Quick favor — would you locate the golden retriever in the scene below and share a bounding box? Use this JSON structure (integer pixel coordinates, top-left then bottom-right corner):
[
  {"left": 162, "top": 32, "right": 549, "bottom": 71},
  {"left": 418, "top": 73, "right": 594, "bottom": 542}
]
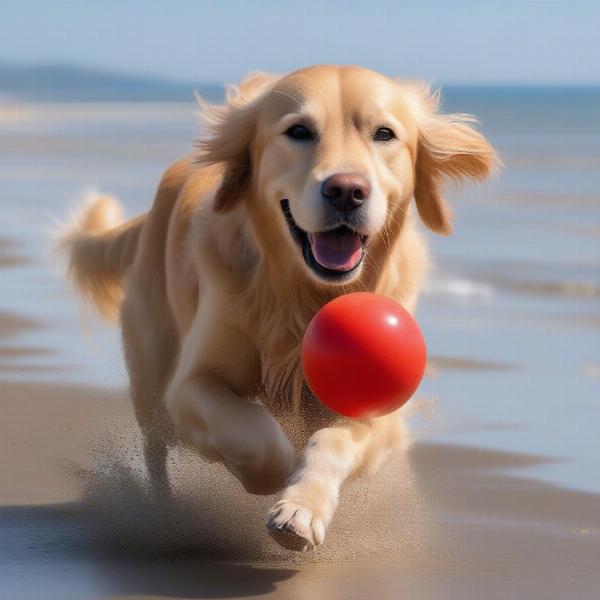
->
[{"left": 58, "top": 65, "right": 497, "bottom": 551}]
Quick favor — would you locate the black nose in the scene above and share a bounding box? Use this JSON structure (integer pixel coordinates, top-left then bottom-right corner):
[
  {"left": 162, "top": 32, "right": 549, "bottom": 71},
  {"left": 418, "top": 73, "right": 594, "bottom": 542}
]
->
[{"left": 321, "top": 173, "right": 371, "bottom": 213}]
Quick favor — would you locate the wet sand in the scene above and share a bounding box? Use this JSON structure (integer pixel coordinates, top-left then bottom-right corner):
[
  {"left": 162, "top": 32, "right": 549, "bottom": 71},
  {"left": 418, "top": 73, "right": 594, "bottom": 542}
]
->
[
  {"left": 1, "top": 378, "right": 600, "bottom": 600},
  {"left": 0, "top": 310, "right": 42, "bottom": 337},
  {"left": 0, "top": 238, "right": 30, "bottom": 269},
  {"left": 427, "top": 355, "right": 521, "bottom": 374}
]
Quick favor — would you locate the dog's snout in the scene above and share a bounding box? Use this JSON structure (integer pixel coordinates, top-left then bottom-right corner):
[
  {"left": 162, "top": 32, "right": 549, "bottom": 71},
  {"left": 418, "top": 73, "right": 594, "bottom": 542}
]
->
[{"left": 321, "top": 173, "right": 370, "bottom": 213}]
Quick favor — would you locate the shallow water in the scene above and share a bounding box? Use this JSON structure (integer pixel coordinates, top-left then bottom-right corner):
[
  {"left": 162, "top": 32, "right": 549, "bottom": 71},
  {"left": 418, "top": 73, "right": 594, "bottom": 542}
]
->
[{"left": 1, "top": 93, "right": 599, "bottom": 598}]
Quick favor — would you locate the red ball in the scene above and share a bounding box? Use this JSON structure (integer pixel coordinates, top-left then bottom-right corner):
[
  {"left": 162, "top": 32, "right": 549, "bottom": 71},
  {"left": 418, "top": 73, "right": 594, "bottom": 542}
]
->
[{"left": 301, "top": 292, "right": 426, "bottom": 419}]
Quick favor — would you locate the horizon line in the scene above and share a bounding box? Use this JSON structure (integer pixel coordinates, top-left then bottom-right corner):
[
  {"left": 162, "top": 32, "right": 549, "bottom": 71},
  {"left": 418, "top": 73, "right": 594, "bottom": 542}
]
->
[{"left": 2, "top": 60, "right": 600, "bottom": 89}]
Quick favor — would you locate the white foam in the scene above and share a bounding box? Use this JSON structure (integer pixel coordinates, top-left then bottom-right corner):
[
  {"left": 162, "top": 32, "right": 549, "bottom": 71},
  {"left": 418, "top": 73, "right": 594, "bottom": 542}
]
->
[{"left": 424, "top": 277, "right": 494, "bottom": 302}]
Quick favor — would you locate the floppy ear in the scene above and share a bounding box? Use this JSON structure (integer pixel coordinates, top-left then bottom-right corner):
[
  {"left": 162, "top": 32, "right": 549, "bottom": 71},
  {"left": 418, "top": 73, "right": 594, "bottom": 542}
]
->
[
  {"left": 195, "top": 72, "right": 280, "bottom": 213},
  {"left": 409, "top": 85, "right": 499, "bottom": 234}
]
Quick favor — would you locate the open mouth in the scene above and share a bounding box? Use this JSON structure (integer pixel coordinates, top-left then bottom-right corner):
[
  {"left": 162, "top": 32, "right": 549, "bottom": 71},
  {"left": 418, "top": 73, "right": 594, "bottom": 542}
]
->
[{"left": 280, "top": 200, "right": 367, "bottom": 281}]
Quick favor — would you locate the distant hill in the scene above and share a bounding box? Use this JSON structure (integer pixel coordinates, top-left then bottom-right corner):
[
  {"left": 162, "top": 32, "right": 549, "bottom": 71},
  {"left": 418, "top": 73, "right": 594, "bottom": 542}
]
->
[
  {"left": 0, "top": 62, "right": 224, "bottom": 102},
  {"left": 2, "top": 62, "right": 598, "bottom": 107}
]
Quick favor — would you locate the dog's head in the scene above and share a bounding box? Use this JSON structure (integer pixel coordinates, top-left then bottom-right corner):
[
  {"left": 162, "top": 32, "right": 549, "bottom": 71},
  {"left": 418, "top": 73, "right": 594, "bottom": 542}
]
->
[{"left": 198, "top": 65, "right": 497, "bottom": 285}]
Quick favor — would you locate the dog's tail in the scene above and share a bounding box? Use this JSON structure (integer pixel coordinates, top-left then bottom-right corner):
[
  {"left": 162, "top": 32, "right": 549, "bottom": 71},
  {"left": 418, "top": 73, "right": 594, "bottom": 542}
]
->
[{"left": 55, "top": 191, "right": 145, "bottom": 321}]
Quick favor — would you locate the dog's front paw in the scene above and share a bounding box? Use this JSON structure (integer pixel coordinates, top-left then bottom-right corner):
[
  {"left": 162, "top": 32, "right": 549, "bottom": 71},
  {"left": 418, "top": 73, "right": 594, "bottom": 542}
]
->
[{"left": 267, "top": 499, "right": 326, "bottom": 551}]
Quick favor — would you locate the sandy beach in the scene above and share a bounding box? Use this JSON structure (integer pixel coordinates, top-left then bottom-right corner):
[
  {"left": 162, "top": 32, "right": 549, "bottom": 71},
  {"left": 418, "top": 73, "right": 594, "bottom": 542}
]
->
[
  {"left": 2, "top": 376, "right": 600, "bottom": 599},
  {"left": 1, "top": 99, "right": 599, "bottom": 599}
]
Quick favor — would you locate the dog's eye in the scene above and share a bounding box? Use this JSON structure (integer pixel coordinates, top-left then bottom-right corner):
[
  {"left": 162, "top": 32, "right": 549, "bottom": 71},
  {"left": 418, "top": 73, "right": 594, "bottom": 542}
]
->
[
  {"left": 285, "top": 124, "right": 315, "bottom": 141},
  {"left": 373, "top": 127, "right": 395, "bottom": 142}
]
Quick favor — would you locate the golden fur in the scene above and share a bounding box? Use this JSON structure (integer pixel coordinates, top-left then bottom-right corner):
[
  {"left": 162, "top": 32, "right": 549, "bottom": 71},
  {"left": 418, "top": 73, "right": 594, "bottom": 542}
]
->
[{"left": 58, "top": 65, "right": 497, "bottom": 550}]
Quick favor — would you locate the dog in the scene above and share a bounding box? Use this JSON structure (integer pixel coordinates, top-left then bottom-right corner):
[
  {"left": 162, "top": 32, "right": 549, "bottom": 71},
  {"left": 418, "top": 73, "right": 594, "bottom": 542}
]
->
[{"left": 58, "top": 65, "right": 497, "bottom": 551}]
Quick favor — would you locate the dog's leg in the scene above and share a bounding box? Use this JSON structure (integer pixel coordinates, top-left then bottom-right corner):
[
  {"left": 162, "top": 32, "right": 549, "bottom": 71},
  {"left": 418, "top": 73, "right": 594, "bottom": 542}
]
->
[
  {"left": 267, "top": 413, "right": 405, "bottom": 550},
  {"left": 121, "top": 289, "right": 178, "bottom": 496},
  {"left": 168, "top": 374, "right": 295, "bottom": 494},
  {"left": 141, "top": 431, "right": 170, "bottom": 495},
  {"left": 165, "top": 303, "right": 296, "bottom": 495}
]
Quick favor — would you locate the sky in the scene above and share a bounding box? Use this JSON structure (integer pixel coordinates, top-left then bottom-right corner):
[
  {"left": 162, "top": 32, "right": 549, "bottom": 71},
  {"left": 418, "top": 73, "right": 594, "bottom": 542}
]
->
[{"left": 1, "top": 0, "right": 600, "bottom": 85}]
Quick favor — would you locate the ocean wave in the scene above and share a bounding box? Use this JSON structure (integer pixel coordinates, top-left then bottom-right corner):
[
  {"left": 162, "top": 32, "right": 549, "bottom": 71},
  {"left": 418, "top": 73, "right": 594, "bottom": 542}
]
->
[{"left": 424, "top": 277, "right": 495, "bottom": 301}]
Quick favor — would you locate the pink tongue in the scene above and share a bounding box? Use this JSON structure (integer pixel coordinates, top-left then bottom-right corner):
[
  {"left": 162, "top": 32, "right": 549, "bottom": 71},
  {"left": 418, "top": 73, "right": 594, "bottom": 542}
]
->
[{"left": 309, "top": 230, "right": 363, "bottom": 271}]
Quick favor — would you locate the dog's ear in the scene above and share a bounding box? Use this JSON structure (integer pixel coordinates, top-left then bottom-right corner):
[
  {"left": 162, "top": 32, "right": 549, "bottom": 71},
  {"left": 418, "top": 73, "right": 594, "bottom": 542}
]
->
[
  {"left": 406, "top": 84, "right": 499, "bottom": 234},
  {"left": 196, "top": 72, "right": 280, "bottom": 213}
]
